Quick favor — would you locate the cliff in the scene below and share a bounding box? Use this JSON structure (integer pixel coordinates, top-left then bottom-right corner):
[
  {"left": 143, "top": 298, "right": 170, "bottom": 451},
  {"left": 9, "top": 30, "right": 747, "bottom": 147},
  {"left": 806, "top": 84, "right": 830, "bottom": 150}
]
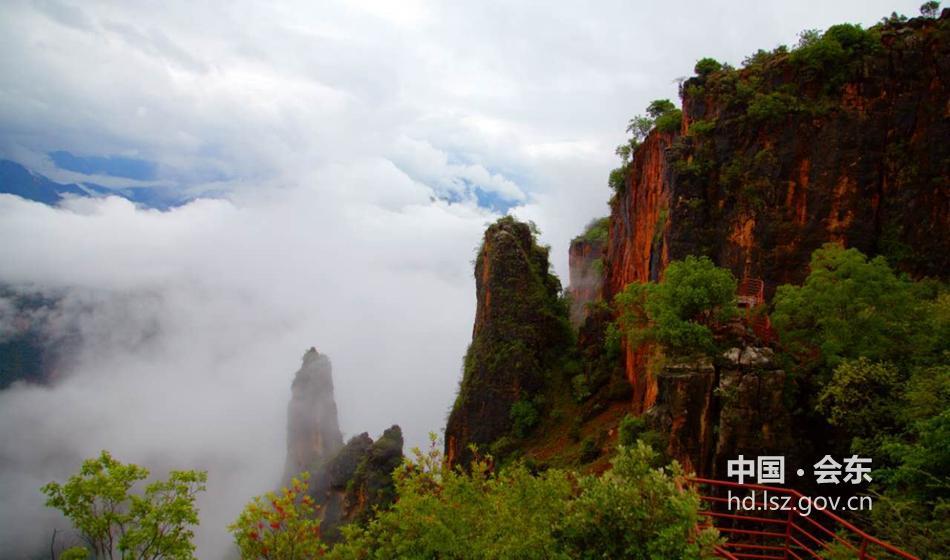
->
[
  {"left": 644, "top": 346, "right": 792, "bottom": 477},
  {"left": 566, "top": 218, "right": 608, "bottom": 329},
  {"left": 281, "top": 348, "right": 403, "bottom": 540},
  {"left": 444, "top": 216, "right": 572, "bottom": 467},
  {"left": 311, "top": 426, "right": 403, "bottom": 542},
  {"left": 283, "top": 348, "right": 344, "bottom": 483},
  {"left": 605, "top": 12, "right": 950, "bottom": 413}
]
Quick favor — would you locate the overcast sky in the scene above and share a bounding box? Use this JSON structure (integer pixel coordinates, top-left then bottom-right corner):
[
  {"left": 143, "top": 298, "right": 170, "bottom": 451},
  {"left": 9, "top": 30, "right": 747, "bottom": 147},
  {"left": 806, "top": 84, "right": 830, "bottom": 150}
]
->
[{"left": 0, "top": 0, "right": 924, "bottom": 557}]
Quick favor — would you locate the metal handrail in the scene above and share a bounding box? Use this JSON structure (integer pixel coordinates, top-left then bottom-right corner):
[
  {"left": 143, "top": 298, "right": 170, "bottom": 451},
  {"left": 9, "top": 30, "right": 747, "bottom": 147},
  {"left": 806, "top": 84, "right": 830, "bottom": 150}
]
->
[{"left": 689, "top": 477, "right": 919, "bottom": 560}]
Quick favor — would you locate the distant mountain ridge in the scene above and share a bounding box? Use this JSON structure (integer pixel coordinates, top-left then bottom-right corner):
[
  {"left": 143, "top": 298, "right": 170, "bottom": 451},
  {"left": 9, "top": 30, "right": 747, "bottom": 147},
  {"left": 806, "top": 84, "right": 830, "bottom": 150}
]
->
[{"left": 0, "top": 159, "right": 191, "bottom": 210}]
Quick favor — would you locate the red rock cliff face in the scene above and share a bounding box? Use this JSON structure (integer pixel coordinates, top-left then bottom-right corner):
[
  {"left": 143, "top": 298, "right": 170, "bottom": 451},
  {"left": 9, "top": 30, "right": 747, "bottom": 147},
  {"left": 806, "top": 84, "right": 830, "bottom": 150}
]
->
[
  {"left": 606, "top": 14, "right": 950, "bottom": 410},
  {"left": 603, "top": 130, "right": 677, "bottom": 413},
  {"left": 567, "top": 237, "right": 605, "bottom": 328},
  {"left": 445, "top": 217, "right": 571, "bottom": 467}
]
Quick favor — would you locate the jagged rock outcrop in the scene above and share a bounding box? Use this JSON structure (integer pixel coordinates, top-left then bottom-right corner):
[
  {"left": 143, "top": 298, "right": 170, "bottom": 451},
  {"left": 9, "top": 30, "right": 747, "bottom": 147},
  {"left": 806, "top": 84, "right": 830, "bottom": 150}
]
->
[
  {"left": 645, "top": 346, "right": 792, "bottom": 477},
  {"left": 567, "top": 220, "right": 607, "bottom": 329},
  {"left": 283, "top": 348, "right": 344, "bottom": 483},
  {"left": 644, "top": 357, "right": 716, "bottom": 475},
  {"left": 311, "top": 426, "right": 403, "bottom": 542},
  {"left": 607, "top": 13, "right": 950, "bottom": 412},
  {"left": 713, "top": 348, "right": 792, "bottom": 480},
  {"left": 281, "top": 348, "right": 403, "bottom": 541},
  {"left": 445, "top": 216, "right": 571, "bottom": 467}
]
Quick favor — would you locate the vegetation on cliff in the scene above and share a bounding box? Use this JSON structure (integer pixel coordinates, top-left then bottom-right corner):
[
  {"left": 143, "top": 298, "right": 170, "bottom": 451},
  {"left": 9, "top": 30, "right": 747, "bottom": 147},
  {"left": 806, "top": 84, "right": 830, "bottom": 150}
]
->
[
  {"left": 445, "top": 216, "right": 573, "bottom": 466},
  {"left": 327, "top": 439, "right": 719, "bottom": 559},
  {"left": 771, "top": 243, "right": 949, "bottom": 556},
  {"left": 613, "top": 256, "right": 739, "bottom": 357},
  {"left": 571, "top": 216, "right": 609, "bottom": 244}
]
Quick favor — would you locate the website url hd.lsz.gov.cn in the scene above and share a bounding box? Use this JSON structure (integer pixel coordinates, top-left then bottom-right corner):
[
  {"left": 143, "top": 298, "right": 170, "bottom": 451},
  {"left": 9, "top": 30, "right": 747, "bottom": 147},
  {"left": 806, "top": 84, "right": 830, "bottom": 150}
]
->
[{"left": 728, "top": 490, "right": 873, "bottom": 517}]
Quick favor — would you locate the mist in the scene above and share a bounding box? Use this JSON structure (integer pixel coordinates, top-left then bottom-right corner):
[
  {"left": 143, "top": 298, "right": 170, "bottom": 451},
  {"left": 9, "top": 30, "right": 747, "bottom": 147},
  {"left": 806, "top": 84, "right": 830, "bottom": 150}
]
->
[{"left": 0, "top": 179, "right": 492, "bottom": 556}]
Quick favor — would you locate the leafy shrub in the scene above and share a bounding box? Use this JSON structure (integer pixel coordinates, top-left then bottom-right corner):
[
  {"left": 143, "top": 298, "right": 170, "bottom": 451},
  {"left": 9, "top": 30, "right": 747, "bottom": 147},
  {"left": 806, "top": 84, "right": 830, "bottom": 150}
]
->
[
  {"left": 558, "top": 442, "right": 721, "bottom": 559},
  {"left": 646, "top": 99, "right": 676, "bottom": 119},
  {"left": 655, "top": 108, "right": 683, "bottom": 133},
  {"left": 921, "top": 1, "right": 940, "bottom": 18},
  {"left": 618, "top": 414, "right": 647, "bottom": 447},
  {"left": 694, "top": 57, "right": 722, "bottom": 77},
  {"left": 579, "top": 437, "right": 600, "bottom": 463},
  {"left": 688, "top": 119, "right": 716, "bottom": 135},
  {"left": 772, "top": 244, "right": 949, "bottom": 558},
  {"left": 608, "top": 166, "right": 628, "bottom": 193},
  {"left": 789, "top": 23, "right": 879, "bottom": 88},
  {"left": 571, "top": 373, "right": 591, "bottom": 403},
  {"left": 329, "top": 440, "right": 719, "bottom": 559},
  {"left": 627, "top": 115, "right": 654, "bottom": 143},
  {"left": 817, "top": 358, "right": 900, "bottom": 438},
  {"left": 746, "top": 91, "right": 801, "bottom": 123},
  {"left": 574, "top": 217, "right": 610, "bottom": 244},
  {"left": 230, "top": 473, "right": 324, "bottom": 560},
  {"left": 510, "top": 398, "right": 540, "bottom": 437}
]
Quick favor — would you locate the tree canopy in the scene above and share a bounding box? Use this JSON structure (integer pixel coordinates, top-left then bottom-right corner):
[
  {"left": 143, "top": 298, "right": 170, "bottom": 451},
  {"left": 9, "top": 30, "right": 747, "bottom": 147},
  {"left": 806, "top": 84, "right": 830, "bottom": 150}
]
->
[{"left": 42, "top": 451, "right": 206, "bottom": 560}]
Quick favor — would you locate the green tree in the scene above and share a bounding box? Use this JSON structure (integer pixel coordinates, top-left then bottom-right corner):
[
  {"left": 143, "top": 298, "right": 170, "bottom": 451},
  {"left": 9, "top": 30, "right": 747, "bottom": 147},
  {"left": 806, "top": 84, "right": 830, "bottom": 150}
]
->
[
  {"left": 646, "top": 99, "right": 676, "bottom": 119},
  {"left": 626, "top": 115, "right": 654, "bottom": 144},
  {"left": 920, "top": 1, "right": 940, "bottom": 18},
  {"left": 615, "top": 256, "right": 738, "bottom": 355},
  {"left": 42, "top": 451, "right": 206, "bottom": 560},
  {"left": 328, "top": 437, "right": 718, "bottom": 559},
  {"left": 771, "top": 243, "right": 933, "bottom": 379},
  {"left": 329, "top": 436, "right": 573, "bottom": 559},
  {"left": 229, "top": 473, "right": 325, "bottom": 560},
  {"left": 559, "top": 442, "right": 720, "bottom": 559},
  {"left": 817, "top": 358, "right": 901, "bottom": 440},
  {"left": 771, "top": 244, "right": 949, "bottom": 557},
  {"left": 510, "top": 398, "right": 540, "bottom": 438},
  {"left": 694, "top": 58, "right": 722, "bottom": 77}
]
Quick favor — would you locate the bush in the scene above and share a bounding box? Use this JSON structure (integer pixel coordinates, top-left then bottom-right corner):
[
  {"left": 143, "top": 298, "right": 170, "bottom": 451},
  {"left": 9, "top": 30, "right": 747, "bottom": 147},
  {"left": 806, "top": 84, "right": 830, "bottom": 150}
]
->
[
  {"left": 646, "top": 99, "right": 676, "bottom": 119},
  {"left": 921, "top": 1, "right": 940, "bottom": 18},
  {"left": 229, "top": 473, "right": 325, "bottom": 560},
  {"left": 608, "top": 166, "right": 628, "bottom": 193},
  {"left": 510, "top": 398, "right": 540, "bottom": 438},
  {"left": 559, "top": 442, "right": 721, "bottom": 559},
  {"left": 694, "top": 57, "right": 722, "bottom": 77},
  {"left": 655, "top": 108, "right": 683, "bottom": 133},
  {"left": 618, "top": 414, "right": 647, "bottom": 447},
  {"left": 574, "top": 217, "right": 610, "bottom": 244},
  {"left": 817, "top": 358, "right": 901, "bottom": 438},
  {"left": 771, "top": 244, "right": 933, "bottom": 377},
  {"left": 789, "top": 23, "right": 879, "bottom": 88},
  {"left": 688, "top": 119, "right": 716, "bottom": 136},
  {"left": 329, "top": 440, "right": 719, "bottom": 559},
  {"left": 746, "top": 91, "right": 801, "bottom": 123}
]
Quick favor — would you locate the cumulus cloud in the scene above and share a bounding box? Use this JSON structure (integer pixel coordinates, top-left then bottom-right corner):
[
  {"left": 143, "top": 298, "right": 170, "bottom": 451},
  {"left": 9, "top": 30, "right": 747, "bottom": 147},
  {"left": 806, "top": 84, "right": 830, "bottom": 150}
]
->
[{"left": 0, "top": 0, "right": 920, "bottom": 556}]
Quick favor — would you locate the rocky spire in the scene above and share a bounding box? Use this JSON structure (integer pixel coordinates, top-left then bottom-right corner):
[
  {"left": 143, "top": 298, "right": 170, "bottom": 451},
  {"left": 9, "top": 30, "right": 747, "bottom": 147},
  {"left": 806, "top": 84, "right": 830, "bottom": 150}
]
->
[
  {"left": 283, "top": 348, "right": 344, "bottom": 483},
  {"left": 444, "top": 216, "right": 571, "bottom": 467}
]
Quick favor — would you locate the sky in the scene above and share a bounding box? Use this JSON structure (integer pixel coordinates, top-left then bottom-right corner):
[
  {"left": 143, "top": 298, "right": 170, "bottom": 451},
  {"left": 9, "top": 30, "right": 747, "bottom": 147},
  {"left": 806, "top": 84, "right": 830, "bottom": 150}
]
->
[{"left": 0, "top": 0, "right": 925, "bottom": 557}]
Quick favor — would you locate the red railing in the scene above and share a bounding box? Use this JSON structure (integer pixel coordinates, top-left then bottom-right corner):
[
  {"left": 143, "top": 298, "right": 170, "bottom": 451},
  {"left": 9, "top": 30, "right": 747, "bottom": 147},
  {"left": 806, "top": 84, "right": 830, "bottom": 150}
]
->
[
  {"left": 690, "top": 477, "right": 918, "bottom": 560},
  {"left": 737, "top": 277, "right": 765, "bottom": 308},
  {"left": 736, "top": 277, "right": 776, "bottom": 343}
]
